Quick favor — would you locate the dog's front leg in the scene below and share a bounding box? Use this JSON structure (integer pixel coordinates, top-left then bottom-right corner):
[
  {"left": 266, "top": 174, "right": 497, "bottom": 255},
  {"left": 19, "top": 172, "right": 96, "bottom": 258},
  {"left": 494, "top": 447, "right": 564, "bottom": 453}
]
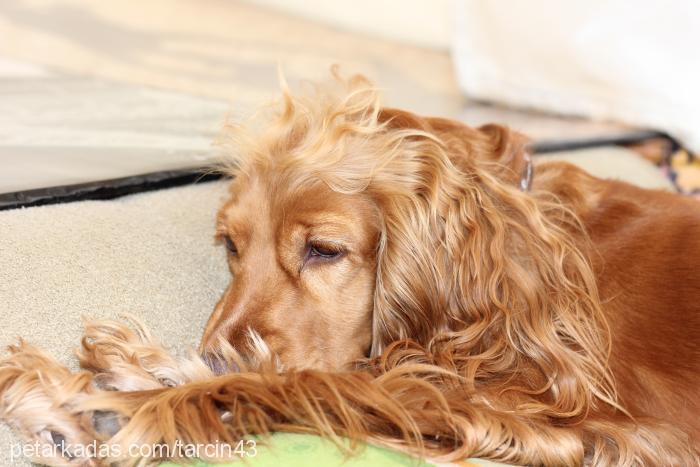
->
[
  {"left": 0, "top": 342, "right": 101, "bottom": 466},
  {"left": 77, "top": 316, "right": 215, "bottom": 391}
]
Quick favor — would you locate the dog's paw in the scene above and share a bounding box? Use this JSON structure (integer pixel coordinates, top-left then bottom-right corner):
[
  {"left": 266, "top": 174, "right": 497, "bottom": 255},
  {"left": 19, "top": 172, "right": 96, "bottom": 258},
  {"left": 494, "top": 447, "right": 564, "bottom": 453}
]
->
[
  {"left": 77, "top": 316, "right": 227, "bottom": 390},
  {"left": 78, "top": 315, "right": 188, "bottom": 390},
  {"left": 0, "top": 342, "right": 100, "bottom": 466}
]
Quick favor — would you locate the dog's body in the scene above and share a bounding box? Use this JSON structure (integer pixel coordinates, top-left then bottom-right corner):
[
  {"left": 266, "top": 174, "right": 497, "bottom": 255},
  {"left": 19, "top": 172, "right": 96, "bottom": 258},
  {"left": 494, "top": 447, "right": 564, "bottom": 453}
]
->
[
  {"left": 410, "top": 111, "right": 700, "bottom": 440},
  {"left": 1, "top": 74, "right": 698, "bottom": 466},
  {"left": 547, "top": 166, "right": 700, "bottom": 440},
  {"left": 203, "top": 101, "right": 700, "bottom": 445}
]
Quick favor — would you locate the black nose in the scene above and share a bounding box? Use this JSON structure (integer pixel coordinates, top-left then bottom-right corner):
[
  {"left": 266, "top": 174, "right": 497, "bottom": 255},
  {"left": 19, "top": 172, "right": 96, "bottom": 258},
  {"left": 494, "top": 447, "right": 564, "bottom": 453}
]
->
[{"left": 201, "top": 352, "right": 239, "bottom": 375}]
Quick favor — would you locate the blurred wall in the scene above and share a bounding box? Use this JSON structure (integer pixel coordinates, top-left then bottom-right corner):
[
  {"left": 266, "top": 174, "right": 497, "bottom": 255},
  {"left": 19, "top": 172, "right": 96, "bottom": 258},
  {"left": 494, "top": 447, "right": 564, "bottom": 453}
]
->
[{"left": 241, "top": 0, "right": 452, "bottom": 49}]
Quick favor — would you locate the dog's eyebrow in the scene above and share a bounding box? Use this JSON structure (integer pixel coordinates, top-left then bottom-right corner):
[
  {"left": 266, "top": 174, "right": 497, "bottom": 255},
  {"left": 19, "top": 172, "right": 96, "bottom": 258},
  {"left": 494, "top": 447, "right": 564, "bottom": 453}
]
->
[
  {"left": 302, "top": 221, "right": 354, "bottom": 238},
  {"left": 297, "top": 212, "right": 359, "bottom": 227},
  {"left": 214, "top": 215, "right": 230, "bottom": 231},
  {"left": 307, "top": 237, "right": 346, "bottom": 249},
  {"left": 304, "top": 234, "right": 356, "bottom": 253},
  {"left": 216, "top": 208, "right": 249, "bottom": 237},
  {"left": 214, "top": 225, "right": 229, "bottom": 238}
]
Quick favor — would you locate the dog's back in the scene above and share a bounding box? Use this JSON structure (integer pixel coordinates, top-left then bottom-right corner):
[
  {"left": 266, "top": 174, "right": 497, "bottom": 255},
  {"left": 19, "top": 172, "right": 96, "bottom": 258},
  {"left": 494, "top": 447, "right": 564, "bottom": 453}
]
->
[
  {"left": 538, "top": 160, "right": 700, "bottom": 443},
  {"left": 384, "top": 107, "right": 700, "bottom": 448}
]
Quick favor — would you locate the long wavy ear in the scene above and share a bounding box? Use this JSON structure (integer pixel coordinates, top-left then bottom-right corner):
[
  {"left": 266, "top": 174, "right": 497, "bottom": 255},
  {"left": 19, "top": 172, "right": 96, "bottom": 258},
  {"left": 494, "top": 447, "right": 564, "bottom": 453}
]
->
[{"left": 369, "top": 116, "right": 617, "bottom": 419}]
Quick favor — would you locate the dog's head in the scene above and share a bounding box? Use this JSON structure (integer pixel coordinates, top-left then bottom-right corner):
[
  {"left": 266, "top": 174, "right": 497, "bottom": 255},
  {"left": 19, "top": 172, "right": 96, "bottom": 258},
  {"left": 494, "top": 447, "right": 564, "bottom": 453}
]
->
[
  {"left": 202, "top": 161, "right": 381, "bottom": 370},
  {"left": 200, "top": 73, "right": 606, "bottom": 379}
]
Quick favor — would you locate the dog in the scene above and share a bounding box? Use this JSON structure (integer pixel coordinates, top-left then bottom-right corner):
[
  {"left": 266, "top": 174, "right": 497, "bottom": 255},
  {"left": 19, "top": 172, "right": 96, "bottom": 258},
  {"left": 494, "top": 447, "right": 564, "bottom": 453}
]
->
[{"left": 0, "top": 72, "right": 698, "bottom": 466}]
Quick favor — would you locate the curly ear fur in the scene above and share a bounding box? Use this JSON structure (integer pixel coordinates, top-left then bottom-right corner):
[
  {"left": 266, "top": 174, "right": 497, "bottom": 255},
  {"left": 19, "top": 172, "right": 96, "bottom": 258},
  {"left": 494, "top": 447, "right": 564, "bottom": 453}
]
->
[
  {"left": 368, "top": 119, "right": 617, "bottom": 421},
  {"left": 306, "top": 93, "right": 617, "bottom": 422}
]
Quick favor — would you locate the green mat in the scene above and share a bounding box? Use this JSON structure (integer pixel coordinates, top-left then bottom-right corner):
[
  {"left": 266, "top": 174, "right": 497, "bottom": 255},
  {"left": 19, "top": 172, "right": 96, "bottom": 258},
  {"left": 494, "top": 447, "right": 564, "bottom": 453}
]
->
[{"left": 160, "top": 433, "right": 507, "bottom": 467}]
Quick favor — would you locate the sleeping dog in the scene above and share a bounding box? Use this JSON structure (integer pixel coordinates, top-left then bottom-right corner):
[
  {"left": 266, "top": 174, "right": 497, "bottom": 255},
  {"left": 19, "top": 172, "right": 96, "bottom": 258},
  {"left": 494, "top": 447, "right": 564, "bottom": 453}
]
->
[{"left": 1, "top": 72, "right": 698, "bottom": 466}]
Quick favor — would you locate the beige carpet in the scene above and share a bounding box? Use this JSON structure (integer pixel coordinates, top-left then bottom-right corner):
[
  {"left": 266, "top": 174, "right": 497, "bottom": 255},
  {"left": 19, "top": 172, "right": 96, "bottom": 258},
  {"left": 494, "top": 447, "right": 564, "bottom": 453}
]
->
[
  {"left": 0, "top": 150, "right": 674, "bottom": 466},
  {"left": 0, "top": 180, "right": 231, "bottom": 466}
]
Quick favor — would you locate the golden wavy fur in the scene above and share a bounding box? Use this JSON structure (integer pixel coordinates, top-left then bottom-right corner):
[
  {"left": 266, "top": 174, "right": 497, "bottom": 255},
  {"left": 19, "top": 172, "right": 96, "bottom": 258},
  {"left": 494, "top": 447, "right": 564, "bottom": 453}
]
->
[{"left": 0, "top": 71, "right": 698, "bottom": 466}]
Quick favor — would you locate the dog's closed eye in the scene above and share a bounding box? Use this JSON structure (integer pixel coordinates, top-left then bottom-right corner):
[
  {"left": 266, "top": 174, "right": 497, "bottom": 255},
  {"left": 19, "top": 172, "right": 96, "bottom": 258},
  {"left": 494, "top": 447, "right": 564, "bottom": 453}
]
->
[
  {"left": 223, "top": 236, "right": 238, "bottom": 255},
  {"left": 306, "top": 241, "right": 344, "bottom": 264}
]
